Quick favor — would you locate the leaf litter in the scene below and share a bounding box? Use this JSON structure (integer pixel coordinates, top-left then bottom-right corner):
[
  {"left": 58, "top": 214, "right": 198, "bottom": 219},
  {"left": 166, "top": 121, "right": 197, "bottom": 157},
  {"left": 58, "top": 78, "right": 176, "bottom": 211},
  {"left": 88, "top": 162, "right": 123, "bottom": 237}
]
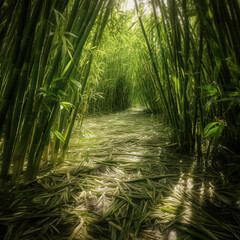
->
[{"left": 0, "top": 108, "right": 240, "bottom": 239}]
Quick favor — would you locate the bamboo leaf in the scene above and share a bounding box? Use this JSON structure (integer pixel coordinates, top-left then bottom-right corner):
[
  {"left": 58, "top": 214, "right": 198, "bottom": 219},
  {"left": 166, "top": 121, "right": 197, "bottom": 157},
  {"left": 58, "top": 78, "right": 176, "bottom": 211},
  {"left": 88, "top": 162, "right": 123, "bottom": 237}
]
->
[
  {"left": 52, "top": 130, "right": 65, "bottom": 142},
  {"left": 204, "top": 122, "right": 218, "bottom": 136}
]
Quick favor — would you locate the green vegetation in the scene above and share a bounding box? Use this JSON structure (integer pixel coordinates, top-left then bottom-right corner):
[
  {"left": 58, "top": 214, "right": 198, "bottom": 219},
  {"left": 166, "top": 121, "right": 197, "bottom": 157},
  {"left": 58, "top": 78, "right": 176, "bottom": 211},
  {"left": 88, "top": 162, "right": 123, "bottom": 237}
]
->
[
  {"left": 1, "top": 0, "right": 238, "bottom": 186},
  {"left": 1, "top": 110, "right": 239, "bottom": 239},
  {"left": 87, "top": 11, "right": 136, "bottom": 113},
  {"left": 0, "top": 0, "right": 240, "bottom": 239},
  {"left": 0, "top": 0, "right": 114, "bottom": 185},
  {"left": 135, "top": 0, "right": 240, "bottom": 157}
]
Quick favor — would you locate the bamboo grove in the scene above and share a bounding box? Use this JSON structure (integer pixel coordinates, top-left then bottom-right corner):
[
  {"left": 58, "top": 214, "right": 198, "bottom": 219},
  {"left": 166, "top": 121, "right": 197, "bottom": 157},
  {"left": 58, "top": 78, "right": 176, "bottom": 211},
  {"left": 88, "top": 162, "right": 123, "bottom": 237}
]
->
[
  {"left": 135, "top": 0, "right": 240, "bottom": 159},
  {"left": 0, "top": 0, "right": 240, "bottom": 188},
  {"left": 87, "top": 21, "right": 135, "bottom": 114},
  {"left": 0, "top": 0, "right": 115, "bottom": 187}
]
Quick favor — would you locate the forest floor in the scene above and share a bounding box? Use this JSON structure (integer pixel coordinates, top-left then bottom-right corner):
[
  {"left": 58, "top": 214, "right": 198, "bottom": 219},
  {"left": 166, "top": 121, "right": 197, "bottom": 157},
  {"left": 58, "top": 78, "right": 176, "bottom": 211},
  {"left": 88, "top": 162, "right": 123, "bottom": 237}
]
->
[{"left": 0, "top": 108, "right": 240, "bottom": 239}]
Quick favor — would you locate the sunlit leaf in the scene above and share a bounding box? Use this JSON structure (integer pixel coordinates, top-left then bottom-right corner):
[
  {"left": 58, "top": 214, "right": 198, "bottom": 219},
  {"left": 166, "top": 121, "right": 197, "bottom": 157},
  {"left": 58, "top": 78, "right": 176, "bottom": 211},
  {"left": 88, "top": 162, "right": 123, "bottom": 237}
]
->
[{"left": 52, "top": 130, "right": 65, "bottom": 142}]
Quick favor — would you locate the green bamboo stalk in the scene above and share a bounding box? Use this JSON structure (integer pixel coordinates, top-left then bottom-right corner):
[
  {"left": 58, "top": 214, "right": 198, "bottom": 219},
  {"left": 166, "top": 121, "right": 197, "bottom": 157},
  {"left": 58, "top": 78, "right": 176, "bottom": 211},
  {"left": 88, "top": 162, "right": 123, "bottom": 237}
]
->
[
  {"left": 1, "top": 50, "right": 32, "bottom": 183},
  {"left": 60, "top": 0, "right": 113, "bottom": 162},
  {"left": 192, "top": 23, "right": 204, "bottom": 149},
  {"left": 151, "top": 0, "right": 179, "bottom": 133},
  {"left": 11, "top": 0, "right": 71, "bottom": 183},
  {"left": 182, "top": 0, "right": 191, "bottom": 151},
  {"left": 24, "top": 0, "right": 108, "bottom": 181},
  {"left": 11, "top": 0, "right": 55, "bottom": 184},
  {"left": 0, "top": 0, "right": 19, "bottom": 53},
  {"left": 0, "top": 0, "right": 43, "bottom": 131},
  {"left": 32, "top": 106, "right": 59, "bottom": 179},
  {"left": 134, "top": 0, "right": 172, "bottom": 124}
]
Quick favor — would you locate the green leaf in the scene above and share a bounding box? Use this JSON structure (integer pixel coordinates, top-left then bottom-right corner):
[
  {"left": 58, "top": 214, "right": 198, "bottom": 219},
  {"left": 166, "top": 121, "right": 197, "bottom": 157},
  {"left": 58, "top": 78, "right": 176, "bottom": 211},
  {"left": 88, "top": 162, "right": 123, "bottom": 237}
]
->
[
  {"left": 64, "top": 31, "right": 78, "bottom": 38},
  {"left": 62, "top": 58, "right": 72, "bottom": 76},
  {"left": 52, "top": 77, "right": 67, "bottom": 82},
  {"left": 214, "top": 124, "right": 224, "bottom": 140},
  {"left": 204, "top": 126, "right": 219, "bottom": 138},
  {"left": 60, "top": 101, "right": 74, "bottom": 110},
  {"left": 58, "top": 90, "right": 68, "bottom": 97},
  {"left": 204, "top": 122, "right": 218, "bottom": 136},
  {"left": 204, "top": 122, "right": 225, "bottom": 138},
  {"left": 61, "top": 101, "right": 73, "bottom": 106},
  {"left": 52, "top": 130, "right": 65, "bottom": 142},
  {"left": 199, "top": 85, "right": 218, "bottom": 96},
  {"left": 54, "top": 9, "right": 60, "bottom": 25},
  {"left": 53, "top": 9, "right": 65, "bottom": 24},
  {"left": 70, "top": 80, "right": 82, "bottom": 90}
]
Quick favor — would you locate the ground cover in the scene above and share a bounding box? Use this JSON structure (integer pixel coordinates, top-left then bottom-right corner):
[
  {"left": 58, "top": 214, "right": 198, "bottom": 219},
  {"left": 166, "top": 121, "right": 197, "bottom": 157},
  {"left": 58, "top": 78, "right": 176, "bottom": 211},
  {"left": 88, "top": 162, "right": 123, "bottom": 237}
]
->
[{"left": 0, "top": 109, "right": 239, "bottom": 239}]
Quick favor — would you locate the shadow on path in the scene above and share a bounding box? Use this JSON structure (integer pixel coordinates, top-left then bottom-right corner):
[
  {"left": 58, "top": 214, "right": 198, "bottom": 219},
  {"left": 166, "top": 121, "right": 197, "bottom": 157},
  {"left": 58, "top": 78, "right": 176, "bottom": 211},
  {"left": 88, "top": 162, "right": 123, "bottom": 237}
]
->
[{"left": 0, "top": 108, "right": 239, "bottom": 239}]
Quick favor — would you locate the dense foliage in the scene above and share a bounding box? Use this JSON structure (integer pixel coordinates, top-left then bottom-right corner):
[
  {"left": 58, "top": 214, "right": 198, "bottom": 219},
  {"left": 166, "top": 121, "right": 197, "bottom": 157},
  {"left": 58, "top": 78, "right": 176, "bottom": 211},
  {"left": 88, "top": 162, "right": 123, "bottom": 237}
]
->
[
  {"left": 135, "top": 0, "right": 240, "bottom": 161},
  {"left": 0, "top": 0, "right": 239, "bottom": 187},
  {"left": 87, "top": 11, "right": 136, "bottom": 114},
  {"left": 0, "top": 0, "right": 114, "bottom": 186},
  {"left": 0, "top": 0, "right": 240, "bottom": 239}
]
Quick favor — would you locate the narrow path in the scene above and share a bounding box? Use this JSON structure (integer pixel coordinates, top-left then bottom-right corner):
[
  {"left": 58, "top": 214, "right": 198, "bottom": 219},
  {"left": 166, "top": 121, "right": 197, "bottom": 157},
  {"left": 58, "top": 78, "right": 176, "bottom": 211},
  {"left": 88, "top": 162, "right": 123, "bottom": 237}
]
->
[
  {"left": 0, "top": 109, "right": 239, "bottom": 240},
  {"left": 66, "top": 108, "right": 181, "bottom": 239},
  {"left": 70, "top": 108, "right": 170, "bottom": 167}
]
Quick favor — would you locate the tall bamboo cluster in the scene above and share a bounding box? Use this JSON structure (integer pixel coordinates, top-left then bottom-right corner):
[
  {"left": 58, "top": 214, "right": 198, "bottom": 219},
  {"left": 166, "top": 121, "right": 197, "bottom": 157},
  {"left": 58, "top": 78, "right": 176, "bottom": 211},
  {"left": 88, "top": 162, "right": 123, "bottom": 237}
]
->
[
  {"left": 135, "top": 0, "right": 240, "bottom": 156},
  {"left": 0, "top": 0, "right": 114, "bottom": 186},
  {"left": 87, "top": 10, "right": 135, "bottom": 114}
]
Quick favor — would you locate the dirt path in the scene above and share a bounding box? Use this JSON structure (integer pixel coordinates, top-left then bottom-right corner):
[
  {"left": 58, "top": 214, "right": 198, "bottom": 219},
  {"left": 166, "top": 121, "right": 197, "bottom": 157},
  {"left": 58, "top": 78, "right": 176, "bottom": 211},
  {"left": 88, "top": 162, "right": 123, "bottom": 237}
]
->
[{"left": 0, "top": 109, "right": 239, "bottom": 240}]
